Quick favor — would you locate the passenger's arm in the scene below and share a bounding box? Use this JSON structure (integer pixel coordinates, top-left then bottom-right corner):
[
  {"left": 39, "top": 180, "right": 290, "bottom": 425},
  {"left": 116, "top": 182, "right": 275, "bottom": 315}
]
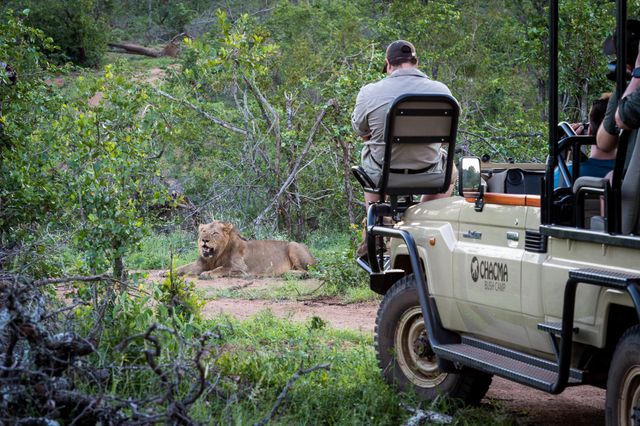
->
[
  {"left": 597, "top": 123, "right": 619, "bottom": 153},
  {"left": 597, "top": 92, "right": 620, "bottom": 152}
]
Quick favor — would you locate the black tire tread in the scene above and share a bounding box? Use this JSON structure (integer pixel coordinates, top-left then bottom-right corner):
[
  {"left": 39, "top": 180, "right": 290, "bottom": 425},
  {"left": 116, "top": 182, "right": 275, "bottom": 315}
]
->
[
  {"left": 605, "top": 324, "right": 640, "bottom": 425},
  {"left": 374, "top": 274, "right": 492, "bottom": 405}
]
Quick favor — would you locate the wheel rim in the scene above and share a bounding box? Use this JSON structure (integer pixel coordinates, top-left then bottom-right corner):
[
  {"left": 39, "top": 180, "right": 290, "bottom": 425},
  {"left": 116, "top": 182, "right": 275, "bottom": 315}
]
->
[
  {"left": 619, "top": 365, "right": 640, "bottom": 426},
  {"left": 394, "top": 306, "right": 447, "bottom": 388}
]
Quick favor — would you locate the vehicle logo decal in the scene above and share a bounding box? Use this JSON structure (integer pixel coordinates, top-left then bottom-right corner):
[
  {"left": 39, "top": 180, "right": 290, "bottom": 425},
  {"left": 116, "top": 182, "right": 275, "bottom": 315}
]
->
[
  {"left": 470, "top": 256, "right": 509, "bottom": 291},
  {"left": 471, "top": 257, "right": 480, "bottom": 282}
]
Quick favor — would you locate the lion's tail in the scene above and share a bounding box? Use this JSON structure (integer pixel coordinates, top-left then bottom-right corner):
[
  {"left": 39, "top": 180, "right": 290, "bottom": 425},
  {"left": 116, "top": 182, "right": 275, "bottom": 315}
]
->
[{"left": 288, "top": 242, "right": 317, "bottom": 271}]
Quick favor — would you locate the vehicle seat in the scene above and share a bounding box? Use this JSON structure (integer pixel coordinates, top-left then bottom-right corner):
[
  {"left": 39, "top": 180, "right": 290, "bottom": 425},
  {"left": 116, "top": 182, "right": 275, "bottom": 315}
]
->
[
  {"left": 351, "top": 93, "right": 459, "bottom": 205},
  {"left": 620, "top": 130, "right": 640, "bottom": 234},
  {"left": 486, "top": 168, "right": 544, "bottom": 195}
]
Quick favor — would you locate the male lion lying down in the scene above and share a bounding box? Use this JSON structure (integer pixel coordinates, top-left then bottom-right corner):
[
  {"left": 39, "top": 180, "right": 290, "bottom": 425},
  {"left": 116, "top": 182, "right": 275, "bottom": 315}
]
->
[{"left": 173, "top": 221, "right": 316, "bottom": 277}]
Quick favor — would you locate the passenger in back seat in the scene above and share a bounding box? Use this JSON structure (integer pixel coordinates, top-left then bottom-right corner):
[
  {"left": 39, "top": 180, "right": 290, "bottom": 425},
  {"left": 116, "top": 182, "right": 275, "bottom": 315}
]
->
[{"left": 554, "top": 94, "right": 615, "bottom": 187}]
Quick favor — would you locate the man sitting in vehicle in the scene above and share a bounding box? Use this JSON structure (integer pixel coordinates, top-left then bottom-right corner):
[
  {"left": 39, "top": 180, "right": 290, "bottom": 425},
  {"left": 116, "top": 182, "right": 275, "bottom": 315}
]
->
[
  {"left": 351, "top": 40, "right": 456, "bottom": 212},
  {"left": 597, "top": 21, "right": 640, "bottom": 153}
]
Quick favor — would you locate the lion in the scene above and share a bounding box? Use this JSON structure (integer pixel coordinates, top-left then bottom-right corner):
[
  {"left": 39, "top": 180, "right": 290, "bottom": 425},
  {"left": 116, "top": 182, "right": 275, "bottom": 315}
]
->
[{"left": 173, "top": 221, "right": 316, "bottom": 278}]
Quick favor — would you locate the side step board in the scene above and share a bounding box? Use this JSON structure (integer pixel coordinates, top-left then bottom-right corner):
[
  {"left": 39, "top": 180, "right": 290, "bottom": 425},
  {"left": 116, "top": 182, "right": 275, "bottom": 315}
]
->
[{"left": 433, "top": 336, "right": 583, "bottom": 393}]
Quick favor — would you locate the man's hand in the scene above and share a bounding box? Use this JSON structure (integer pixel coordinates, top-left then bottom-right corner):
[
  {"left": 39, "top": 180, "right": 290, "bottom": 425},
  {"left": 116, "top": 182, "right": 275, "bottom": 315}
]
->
[{"left": 570, "top": 122, "right": 585, "bottom": 135}]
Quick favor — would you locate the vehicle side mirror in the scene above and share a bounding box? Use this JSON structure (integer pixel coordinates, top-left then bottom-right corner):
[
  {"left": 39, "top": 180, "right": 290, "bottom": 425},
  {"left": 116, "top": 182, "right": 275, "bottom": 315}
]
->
[
  {"left": 459, "top": 157, "right": 482, "bottom": 196},
  {"left": 459, "top": 156, "right": 484, "bottom": 212}
]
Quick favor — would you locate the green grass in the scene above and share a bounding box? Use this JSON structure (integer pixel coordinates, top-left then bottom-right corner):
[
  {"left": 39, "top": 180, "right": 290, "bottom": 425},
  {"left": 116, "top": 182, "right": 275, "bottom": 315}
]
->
[
  {"left": 200, "top": 274, "right": 320, "bottom": 301},
  {"left": 186, "top": 311, "right": 517, "bottom": 425},
  {"left": 127, "top": 229, "right": 197, "bottom": 270},
  {"left": 306, "top": 229, "right": 371, "bottom": 300},
  {"left": 68, "top": 261, "right": 515, "bottom": 425},
  {"left": 103, "top": 51, "right": 178, "bottom": 73}
]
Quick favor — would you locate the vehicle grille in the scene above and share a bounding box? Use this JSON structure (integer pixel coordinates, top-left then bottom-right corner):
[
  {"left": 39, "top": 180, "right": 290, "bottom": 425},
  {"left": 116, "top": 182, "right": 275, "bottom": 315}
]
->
[{"left": 525, "top": 231, "right": 548, "bottom": 253}]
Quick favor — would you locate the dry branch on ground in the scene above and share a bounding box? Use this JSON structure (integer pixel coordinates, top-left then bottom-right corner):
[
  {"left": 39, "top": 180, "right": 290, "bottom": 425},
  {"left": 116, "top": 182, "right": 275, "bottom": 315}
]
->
[{"left": 108, "top": 33, "right": 188, "bottom": 58}]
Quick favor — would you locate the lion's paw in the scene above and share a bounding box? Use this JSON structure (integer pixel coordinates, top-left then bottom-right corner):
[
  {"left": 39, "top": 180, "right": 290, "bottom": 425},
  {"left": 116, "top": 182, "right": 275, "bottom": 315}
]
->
[{"left": 198, "top": 272, "right": 217, "bottom": 280}]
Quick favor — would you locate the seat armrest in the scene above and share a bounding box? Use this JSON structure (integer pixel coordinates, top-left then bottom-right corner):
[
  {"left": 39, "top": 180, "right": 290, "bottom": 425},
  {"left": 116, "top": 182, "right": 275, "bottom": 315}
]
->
[
  {"left": 573, "top": 176, "right": 609, "bottom": 229},
  {"left": 573, "top": 176, "right": 607, "bottom": 193},
  {"left": 351, "top": 166, "right": 378, "bottom": 192}
]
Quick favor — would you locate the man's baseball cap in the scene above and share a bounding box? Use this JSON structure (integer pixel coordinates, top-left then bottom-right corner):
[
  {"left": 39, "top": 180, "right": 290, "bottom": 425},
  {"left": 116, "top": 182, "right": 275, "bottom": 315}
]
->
[
  {"left": 382, "top": 40, "right": 418, "bottom": 73},
  {"left": 603, "top": 19, "right": 640, "bottom": 66}
]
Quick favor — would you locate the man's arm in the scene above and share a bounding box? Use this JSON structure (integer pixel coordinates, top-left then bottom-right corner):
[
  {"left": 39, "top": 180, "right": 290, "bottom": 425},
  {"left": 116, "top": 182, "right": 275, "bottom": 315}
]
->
[
  {"left": 616, "top": 82, "right": 640, "bottom": 130},
  {"left": 615, "top": 42, "right": 640, "bottom": 130},
  {"left": 351, "top": 87, "right": 371, "bottom": 139}
]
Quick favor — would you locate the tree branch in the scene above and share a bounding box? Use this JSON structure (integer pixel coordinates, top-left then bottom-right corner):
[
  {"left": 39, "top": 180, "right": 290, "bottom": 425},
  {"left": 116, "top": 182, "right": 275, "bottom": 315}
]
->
[
  {"left": 253, "top": 99, "right": 337, "bottom": 226},
  {"left": 254, "top": 363, "right": 331, "bottom": 426},
  {"left": 34, "top": 274, "right": 113, "bottom": 286},
  {"left": 154, "top": 89, "right": 247, "bottom": 136},
  {"left": 241, "top": 74, "right": 282, "bottom": 181},
  {"left": 401, "top": 403, "right": 453, "bottom": 425}
]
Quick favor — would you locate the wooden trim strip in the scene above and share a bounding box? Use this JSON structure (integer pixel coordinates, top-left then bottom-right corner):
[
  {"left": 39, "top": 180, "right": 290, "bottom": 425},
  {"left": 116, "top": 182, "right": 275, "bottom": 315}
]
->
[{"left": 464, "top": 193, "right": 541, "bottom": 207}]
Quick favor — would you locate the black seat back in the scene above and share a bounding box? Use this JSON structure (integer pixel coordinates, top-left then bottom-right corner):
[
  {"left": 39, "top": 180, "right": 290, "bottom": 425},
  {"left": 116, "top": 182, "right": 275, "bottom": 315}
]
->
[{"left": 376, "top": 93, "right": 459, "bottom": 198}]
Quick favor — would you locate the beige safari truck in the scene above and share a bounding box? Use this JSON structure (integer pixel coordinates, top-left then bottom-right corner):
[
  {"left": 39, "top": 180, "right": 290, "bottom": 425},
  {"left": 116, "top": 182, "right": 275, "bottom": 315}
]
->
[{"left": 351, "top": 1, "right": 640, "bottom": 424}]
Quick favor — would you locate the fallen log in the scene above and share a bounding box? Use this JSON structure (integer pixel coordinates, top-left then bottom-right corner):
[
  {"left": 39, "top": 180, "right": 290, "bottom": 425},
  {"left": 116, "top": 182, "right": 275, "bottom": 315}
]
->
[
  {"left": 108, "top": 42, "right": 162, "bottom": 57},
  {"left": 108, "top": 33, "right": 187, "bottom": 58}
]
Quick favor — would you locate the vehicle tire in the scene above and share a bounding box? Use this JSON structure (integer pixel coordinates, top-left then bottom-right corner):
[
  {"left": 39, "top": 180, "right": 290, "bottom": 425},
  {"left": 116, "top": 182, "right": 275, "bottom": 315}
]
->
[
  {"left": 375, "top": 274, "right": 492, "bottom": 404},
  {"left": 605, "top": 325, "right": 640, "bottom": 425}
]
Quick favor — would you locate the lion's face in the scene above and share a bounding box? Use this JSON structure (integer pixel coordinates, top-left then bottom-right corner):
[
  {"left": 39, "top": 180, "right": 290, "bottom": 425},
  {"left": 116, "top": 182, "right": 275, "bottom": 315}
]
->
[{"left": 198, "top": 221, "right": 232, "bottom": 259}]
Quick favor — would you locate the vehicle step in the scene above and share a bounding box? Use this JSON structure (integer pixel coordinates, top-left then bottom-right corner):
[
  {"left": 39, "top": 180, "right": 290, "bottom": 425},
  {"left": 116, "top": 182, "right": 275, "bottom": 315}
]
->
[
  {"left": 569, "top": 268, "right": 640, "bottom": 289},
  {"left": 537, "top": 321, "right": 579, "bottom": 335},
  {"left": 433, "top": 336, "right": 583, "bottom": 393},
  {"left": 356, "top": 255, "right": 392, "bottom": 272}
]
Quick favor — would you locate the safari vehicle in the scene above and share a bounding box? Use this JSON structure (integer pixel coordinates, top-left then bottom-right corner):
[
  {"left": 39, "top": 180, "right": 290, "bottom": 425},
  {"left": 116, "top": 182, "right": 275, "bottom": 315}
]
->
[{"left": 352, "top": 1, "right": 640, "bottom": 424}]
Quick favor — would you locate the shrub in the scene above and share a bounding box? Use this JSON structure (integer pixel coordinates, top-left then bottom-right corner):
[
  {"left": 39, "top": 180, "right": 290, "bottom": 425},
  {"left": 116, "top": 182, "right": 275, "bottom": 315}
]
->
[
  {"left": 157, "top": 266, "right": 204, "bottom": 321},
  {"left": 25, "top": 0, "right": 108, "bottom": 67},
  {"left": 311, "top": 225, "right": 368, "bottom": 292}
]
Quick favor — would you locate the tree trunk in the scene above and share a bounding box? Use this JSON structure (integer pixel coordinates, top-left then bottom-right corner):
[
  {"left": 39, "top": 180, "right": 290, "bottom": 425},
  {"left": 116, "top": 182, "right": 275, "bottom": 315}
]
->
[
  {"left": 580, "top": 79, "right": 589, "bottom": 123},
  {"left": 108, "top": 43, "right": 162, "bottom": 58},
  {"left": 537, "top": 77, "right": 547, "bottom": 121},
  {"left": 108, "top": 34, "right": 185, "bottom": 58},
  {"left": 336, "top": 136, "right": 356, "bottom": 225},
  {"left": 113, "top": 253, "right": 126, "bottom": 287}
]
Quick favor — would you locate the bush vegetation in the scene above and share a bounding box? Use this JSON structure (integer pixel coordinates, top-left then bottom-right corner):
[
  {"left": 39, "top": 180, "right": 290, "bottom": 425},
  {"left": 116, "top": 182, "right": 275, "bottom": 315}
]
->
[{"left": 1, "top": 1, "right": 634, "bottom": 423}]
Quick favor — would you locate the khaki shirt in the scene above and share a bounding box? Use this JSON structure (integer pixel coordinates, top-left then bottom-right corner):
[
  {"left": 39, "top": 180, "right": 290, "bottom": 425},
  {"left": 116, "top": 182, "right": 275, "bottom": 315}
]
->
[{"left": 351, "top": 68, "right": 451, "bottom": 182}]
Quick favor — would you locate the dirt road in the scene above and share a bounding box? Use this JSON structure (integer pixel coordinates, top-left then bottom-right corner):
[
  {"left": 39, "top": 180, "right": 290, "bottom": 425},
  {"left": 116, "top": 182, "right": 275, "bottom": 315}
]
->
[{"left": 159, "top": 272, "right": 606, "bottom": 425}]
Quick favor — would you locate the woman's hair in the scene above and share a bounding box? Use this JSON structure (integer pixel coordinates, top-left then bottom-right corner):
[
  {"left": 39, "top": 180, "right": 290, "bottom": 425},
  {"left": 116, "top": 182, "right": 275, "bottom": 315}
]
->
[{"left": 589, "top": 93, "right": 611, "bottom": 133}]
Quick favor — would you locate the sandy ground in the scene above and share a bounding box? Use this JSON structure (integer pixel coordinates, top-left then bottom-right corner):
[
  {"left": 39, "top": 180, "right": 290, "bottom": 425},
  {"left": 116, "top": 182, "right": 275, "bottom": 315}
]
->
[
  {"left": 202, "top": 297, "right": 378, "bottom": 333},
  {"left": 147, "top": 271, "right": 606, "bottom": 425}
]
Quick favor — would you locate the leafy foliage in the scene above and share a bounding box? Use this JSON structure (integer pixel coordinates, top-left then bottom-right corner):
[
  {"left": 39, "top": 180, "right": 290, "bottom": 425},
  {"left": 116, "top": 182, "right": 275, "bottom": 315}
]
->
[
  {"left": 5, "top": 0, "right": 636, "bottom": 276},
  {"left": 1, "top": 23, "right": 169, "bottom": 278},
  {"left": 310, "top": 225, "right": 368, "bottom": 292},
  {"left": 158, "top": 266, "right": 204, "bottom": 320},
  {"left": 23, "top": 0, "right": 108, "bottom": 67}
]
